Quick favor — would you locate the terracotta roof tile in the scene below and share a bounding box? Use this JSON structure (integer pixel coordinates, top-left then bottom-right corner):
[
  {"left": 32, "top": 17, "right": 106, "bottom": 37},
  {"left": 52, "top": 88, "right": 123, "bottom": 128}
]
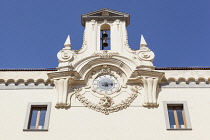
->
[{"left": 1, "top": 67, "right": 210, "bottom": 71}]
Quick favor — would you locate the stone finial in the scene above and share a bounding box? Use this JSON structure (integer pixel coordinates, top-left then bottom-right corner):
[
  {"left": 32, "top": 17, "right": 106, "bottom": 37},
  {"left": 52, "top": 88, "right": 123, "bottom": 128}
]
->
[
  {"left": 140, "top": 35, "right": 147, "bottom": 48},
  {"left": 64, "top": 35, "right": 71, "bottom": 49}
]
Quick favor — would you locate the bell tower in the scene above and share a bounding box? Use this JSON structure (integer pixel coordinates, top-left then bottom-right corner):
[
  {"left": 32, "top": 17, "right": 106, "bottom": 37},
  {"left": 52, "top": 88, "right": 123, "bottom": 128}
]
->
[
  {"left": 48, "top": 8, "right": 165, "bottom": 113},
  {"left": 81, "top": 8, "right": 130, "bottom": 52}
]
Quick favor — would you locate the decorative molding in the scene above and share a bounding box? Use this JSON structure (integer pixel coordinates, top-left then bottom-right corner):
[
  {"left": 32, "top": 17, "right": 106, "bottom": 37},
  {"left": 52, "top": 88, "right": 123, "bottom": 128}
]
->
[
  {"left": 142, "top": 77, "right": 159, "bottom": 107},
  {"left": 0, "top": 85, "right": 53, "bottom": 90},
  {"left": 168, "top": 77, "right": 208, "bottom": 82},
  {"left": 130, "top": 85, "right": 142, "bottom": 93},
  {"left": 137, "top": 49, "right": 154, "bottom": 61},
  {"left": 76, "top": 29, "right": 88, "bottom": 54},
  {"left": 0, "top": 78, "right": 53, "bottom": 90},
  {"left": 48, "top": 71, "right": 79, "bottom": 79},
  {"left": 131, "top": 70, "right": 164, "bottom": 107},
  {"left": 135, "top": 47, "right": 155, "bottom": 70},
  {"left": 91, "top": 20, "right": 96, "bottom": 31},
  {"left": 92, "top": 50, "right": 119, "bottom": 58},
  {"left": 57, "top": 39, "right": 76, "bottom": 71},
  {"left": 48, "top": 71, "right": 80, "bottom": 107},
  {"left": 66, "top": 65, "right": 140, "bottom": 114},
  {"left": 76, "top": 58, "right": 132, "bottom": 80},
  {"left": 57, "top": 50, "right": 74, "bottom": 62},
  {"left": 161, "top": 82, "right": 210, "bottom": 88},
  {"left": 54, "top": 77, "right": 72, "bottom": 107},
  {"left": 124, "top": 30, "right": 135, "bottom": 54},
  {"left": 81, "top": 8, "right": 130, "bottom": 27},
  {"left": 75, "top": 89, "right": 138, "bottom": 115},
  {"left": 99, "top": 96, "right": 114, "bottom": 108},
  {"left": 98, "top": 65, "right": 112, "bottom": 75},
  {"left": 131, "top": 70, "right": 164, "bottom": 78},
  {"left": 103, "top": 19, "right": 108, "bottom": 24}
]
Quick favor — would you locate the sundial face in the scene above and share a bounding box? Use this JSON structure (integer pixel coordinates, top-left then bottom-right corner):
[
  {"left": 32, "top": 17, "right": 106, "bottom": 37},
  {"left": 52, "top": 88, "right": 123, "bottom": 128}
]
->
[{"left": 93, "top": 75, "right": 119, "bottom": 95}]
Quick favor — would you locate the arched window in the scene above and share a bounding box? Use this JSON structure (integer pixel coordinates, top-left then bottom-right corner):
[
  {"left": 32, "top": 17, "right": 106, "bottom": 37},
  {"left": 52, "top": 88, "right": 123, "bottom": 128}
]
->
[{"left": 100, "top": 24, "right": 110, "bottom": 50}]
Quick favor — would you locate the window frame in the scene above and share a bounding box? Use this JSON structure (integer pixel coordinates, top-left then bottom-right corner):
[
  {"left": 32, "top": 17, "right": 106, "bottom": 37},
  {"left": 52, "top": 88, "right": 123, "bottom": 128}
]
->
[
  {"left": 23, "top": 102, "right": 51, "bottom": 131},
  {"left": 163, "top": 101, "right": 192, "bottom": 130}
]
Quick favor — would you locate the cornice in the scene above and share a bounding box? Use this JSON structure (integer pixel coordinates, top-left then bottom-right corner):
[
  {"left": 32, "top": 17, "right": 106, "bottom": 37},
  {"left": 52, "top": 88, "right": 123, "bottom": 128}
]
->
[
  {"left": 0, "top": 78, "right": 53, "bottom": 90},
  {"left": 131, "top": 69, "right": 164, "bottom": 78},
  {"left": 0, "top": 68, "right": 57, "bottom": 71},
  {"left": 47, "top": 71, "right": 80, "bottom": 79},
  {"left": 155, "top": 67, "right": 210, "bottom": 70}
]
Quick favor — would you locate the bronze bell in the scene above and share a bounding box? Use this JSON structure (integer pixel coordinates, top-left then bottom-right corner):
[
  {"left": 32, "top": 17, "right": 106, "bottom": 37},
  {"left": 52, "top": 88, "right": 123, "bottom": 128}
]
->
[
  {"left": 102, "top": 31, "right": 108, "bottom": 38},
  {"left": 102, "top": 39, "right": 108, "bottom": 47}
]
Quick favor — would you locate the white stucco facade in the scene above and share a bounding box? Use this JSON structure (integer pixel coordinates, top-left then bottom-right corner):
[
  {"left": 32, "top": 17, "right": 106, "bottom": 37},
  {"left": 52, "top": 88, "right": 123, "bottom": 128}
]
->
[{"left": 0, "top": 8, "right": 209, "bottom": 140}]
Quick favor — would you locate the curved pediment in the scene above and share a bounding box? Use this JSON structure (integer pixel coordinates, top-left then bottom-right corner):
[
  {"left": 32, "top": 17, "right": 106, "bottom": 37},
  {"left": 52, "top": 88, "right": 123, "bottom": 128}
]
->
[{"left": 74, "top": 57, "right": 135, "bottom": 80}]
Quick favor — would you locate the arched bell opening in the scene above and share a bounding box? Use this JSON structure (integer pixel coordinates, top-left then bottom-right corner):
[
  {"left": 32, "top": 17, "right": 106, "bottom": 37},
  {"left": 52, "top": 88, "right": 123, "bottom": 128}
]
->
[{"left": 100, "top": 24, "right": 111, "bottom": 50}]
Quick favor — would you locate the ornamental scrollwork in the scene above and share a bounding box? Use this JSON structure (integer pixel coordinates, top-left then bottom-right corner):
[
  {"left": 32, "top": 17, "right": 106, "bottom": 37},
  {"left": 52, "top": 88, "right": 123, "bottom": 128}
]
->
[
  {"left": 75, "top": 90, "right": 138, "bottom": 115},
  {"left": 124, "top": 30, "right": 136, "bottom": 54},
  {"left": 77, "top": 29, "right": 88, "bottom": 54},
  {"left": 130, "top": 85, "right": 142, "bottom": 93},
  {"left": 98, "top": 65, "right": 112, "bottom": 75},
  {"left": 137, "top": 49, "right": 155, "bottom": 61},
  {"left": 93, "top": 50, "right": 119, "bottom": 58},
  {"left": 57, "top": 50, "right": 74, "bottom": 62},
  {"left": 70, "top": 65, "right": 140, "bottom": 114}
]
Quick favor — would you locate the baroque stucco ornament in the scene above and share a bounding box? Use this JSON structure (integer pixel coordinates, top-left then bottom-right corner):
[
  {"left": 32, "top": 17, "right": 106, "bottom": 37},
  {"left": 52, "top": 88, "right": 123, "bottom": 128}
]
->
[
  {"left": 98, "top": 65, "right": 112, "bottom": 75},
  {"left": 73, "top": 65, "right": 140, "bottom": 115},
  {"left": 99, "top": 96, "right": 114, "bottom": 108},
  {"left": 75, "top": 89, "right": 138, "bottom": 115},
  {"left": 48, "top": 8, "right": 165, "bottom": 111},
  {"left": 57, "top": 50, "right": 74, "bottom": 62},
  {"left": 137, "top": 49, "right": 154, "bottom": 61},
  {"left": 92, "top": 50, "right": 119, "bottom": 58}
]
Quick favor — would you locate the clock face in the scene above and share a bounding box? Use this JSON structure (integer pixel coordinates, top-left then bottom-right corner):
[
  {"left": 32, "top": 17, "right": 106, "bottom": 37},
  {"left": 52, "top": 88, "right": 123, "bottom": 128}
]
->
[{"left": 93, "top": 75, "right": 119, "bottom": 94}]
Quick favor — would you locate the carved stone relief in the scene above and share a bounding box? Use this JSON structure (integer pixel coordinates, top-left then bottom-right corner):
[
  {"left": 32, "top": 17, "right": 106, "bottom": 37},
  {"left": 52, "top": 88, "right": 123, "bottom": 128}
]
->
[
  {"left": 75, "top": 90, "right": 138, "bottom": 115},
  {"left": 132, "top": 70, "right": 164, "bottom": 107},
  {"left": 142, "top": 77, "right": 159, "bottom": 106},
  {"left": 54, "top": 77, "right": 72, "bottom": 107},
  {"left": 92, "top": 50, "right": 119, "bottom": 58},
  {"left": 73, "top": 65, "right": 141, "bottom": 115}
]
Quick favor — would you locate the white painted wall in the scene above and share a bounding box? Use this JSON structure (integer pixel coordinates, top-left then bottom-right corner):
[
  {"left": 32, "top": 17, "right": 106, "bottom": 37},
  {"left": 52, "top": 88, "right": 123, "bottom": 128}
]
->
[{"left": 1, "top": 70, "right": 210, "bottom": 140}]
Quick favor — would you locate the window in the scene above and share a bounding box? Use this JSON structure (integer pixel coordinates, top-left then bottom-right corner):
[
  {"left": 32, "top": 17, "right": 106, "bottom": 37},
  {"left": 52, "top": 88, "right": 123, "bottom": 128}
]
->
[
  {"left": 23, "top": 102, "right": 51, "bottom": 131},
  {"left": 28, "top": 107, "right": 47, "bottom": 129},
  {"left": 168, "top": 105, "right": 185, "bottom": 129},
  {"left": 163, "top": 101, "right": 192, "bottom": 130}
]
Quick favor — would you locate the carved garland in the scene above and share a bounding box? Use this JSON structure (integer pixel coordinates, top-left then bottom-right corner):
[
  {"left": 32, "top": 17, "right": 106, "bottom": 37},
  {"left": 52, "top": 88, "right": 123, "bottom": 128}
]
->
[
  {"left": 92, "top": 50, "right": 119, "bottom": 58},
  {"left": 74, "top": 89, "right": 138, "bottom": 115}
]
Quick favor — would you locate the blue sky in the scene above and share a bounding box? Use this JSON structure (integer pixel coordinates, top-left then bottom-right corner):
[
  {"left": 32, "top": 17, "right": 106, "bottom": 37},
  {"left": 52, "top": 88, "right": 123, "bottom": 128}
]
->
[{"left": 0, "top": 0, "right": 209, "bottom": 68}]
